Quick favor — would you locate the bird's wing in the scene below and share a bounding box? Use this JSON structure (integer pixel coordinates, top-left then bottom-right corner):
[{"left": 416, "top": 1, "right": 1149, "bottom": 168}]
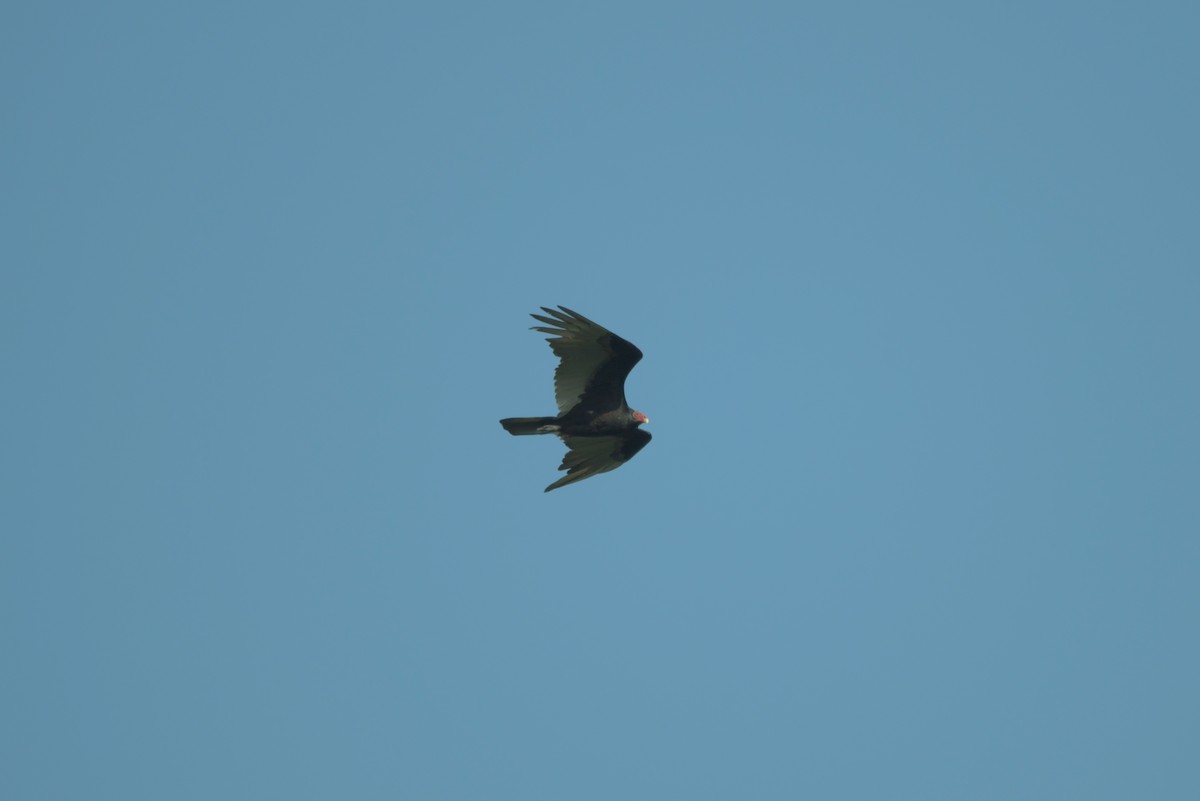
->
[
  {"left": 544, "top": 429, "right": 652, "bottom": 492},
  {"left": 530, "top": 305, "right": 643, "bottom": 416}
]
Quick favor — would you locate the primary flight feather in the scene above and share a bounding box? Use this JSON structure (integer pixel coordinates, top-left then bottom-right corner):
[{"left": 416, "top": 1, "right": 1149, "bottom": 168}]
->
[{"left": 500, "top": 306, "right": 651, "bottom": 492}]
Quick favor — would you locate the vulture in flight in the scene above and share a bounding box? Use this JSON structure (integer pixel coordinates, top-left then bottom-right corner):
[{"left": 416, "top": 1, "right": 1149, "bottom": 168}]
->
[{"left": 500, "top": 306, "right": 651, "bottom": 492}]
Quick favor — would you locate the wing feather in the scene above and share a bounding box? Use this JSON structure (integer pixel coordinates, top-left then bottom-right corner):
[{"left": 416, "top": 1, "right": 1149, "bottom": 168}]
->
[
  {"left": 544, "top": 429, "right": 652, "bottom": 492},
  {"left": 529, "top": 305, "right": 643, "bottom": 416}
]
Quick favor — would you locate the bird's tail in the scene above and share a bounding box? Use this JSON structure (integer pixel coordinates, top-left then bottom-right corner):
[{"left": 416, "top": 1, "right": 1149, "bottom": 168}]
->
[{"left": 499, "top": 416, "right": 559, "bottom": 435}]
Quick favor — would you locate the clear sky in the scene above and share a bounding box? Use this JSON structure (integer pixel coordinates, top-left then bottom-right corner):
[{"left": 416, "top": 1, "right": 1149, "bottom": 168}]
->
[{"left": 4, "top": 2, "right": 1198, "bottom": 799}]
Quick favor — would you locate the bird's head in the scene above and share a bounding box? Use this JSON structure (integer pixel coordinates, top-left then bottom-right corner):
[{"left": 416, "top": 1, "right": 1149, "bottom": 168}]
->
[{"left": 632, "top": 410, "right": 650, "bottom": 426}]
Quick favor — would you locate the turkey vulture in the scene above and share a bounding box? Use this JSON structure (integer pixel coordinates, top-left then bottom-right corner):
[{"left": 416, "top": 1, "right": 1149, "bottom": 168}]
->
[{"left": 500, "top": 306, "right": 651, "bottom": 492}]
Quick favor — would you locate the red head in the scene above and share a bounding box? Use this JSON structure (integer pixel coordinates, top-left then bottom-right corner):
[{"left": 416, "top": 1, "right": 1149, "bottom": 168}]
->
[{"left": 631, "top": 410, "right": 650, "bottom": 425}]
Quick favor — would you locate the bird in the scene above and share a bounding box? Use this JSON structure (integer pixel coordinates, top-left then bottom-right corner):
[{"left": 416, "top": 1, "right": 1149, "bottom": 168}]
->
[{"left": 500, "top": 305, "right": 651, "bottom": 492}]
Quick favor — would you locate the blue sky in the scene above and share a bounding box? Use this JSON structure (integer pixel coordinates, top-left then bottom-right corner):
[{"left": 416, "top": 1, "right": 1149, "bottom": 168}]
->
[{"left": 4, "top": 2, "right": 1198, "bottom": 799}]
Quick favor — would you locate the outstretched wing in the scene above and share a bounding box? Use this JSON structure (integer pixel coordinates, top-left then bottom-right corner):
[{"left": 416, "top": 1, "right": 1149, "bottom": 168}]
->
[
  {"left": 544, "top": 429, "right": 652, "bottom": 492},
  {"left": 530, "top": 306, "right": 643, "bottom": 416}
]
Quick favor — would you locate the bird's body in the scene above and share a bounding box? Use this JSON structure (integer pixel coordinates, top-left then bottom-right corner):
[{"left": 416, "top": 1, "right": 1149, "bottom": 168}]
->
[{"left": 500, "top": 306, "right": 651, "bottom": 492}]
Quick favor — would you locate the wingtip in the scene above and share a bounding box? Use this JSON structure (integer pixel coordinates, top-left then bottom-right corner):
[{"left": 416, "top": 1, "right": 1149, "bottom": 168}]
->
[
  {"left": 533, "top": 305, "right": 585, "bottom": 323},
  {"left": 543, "top": 474, "right": 572, "bottom": 492},
  {"left": 555, "top": 305, "right": 591, "bottom": 324}
]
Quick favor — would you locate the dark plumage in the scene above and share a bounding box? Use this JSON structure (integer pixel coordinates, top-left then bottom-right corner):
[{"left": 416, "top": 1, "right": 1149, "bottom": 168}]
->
[{"left": 500, "top": 306, "right": 651, "bottom": 492}]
